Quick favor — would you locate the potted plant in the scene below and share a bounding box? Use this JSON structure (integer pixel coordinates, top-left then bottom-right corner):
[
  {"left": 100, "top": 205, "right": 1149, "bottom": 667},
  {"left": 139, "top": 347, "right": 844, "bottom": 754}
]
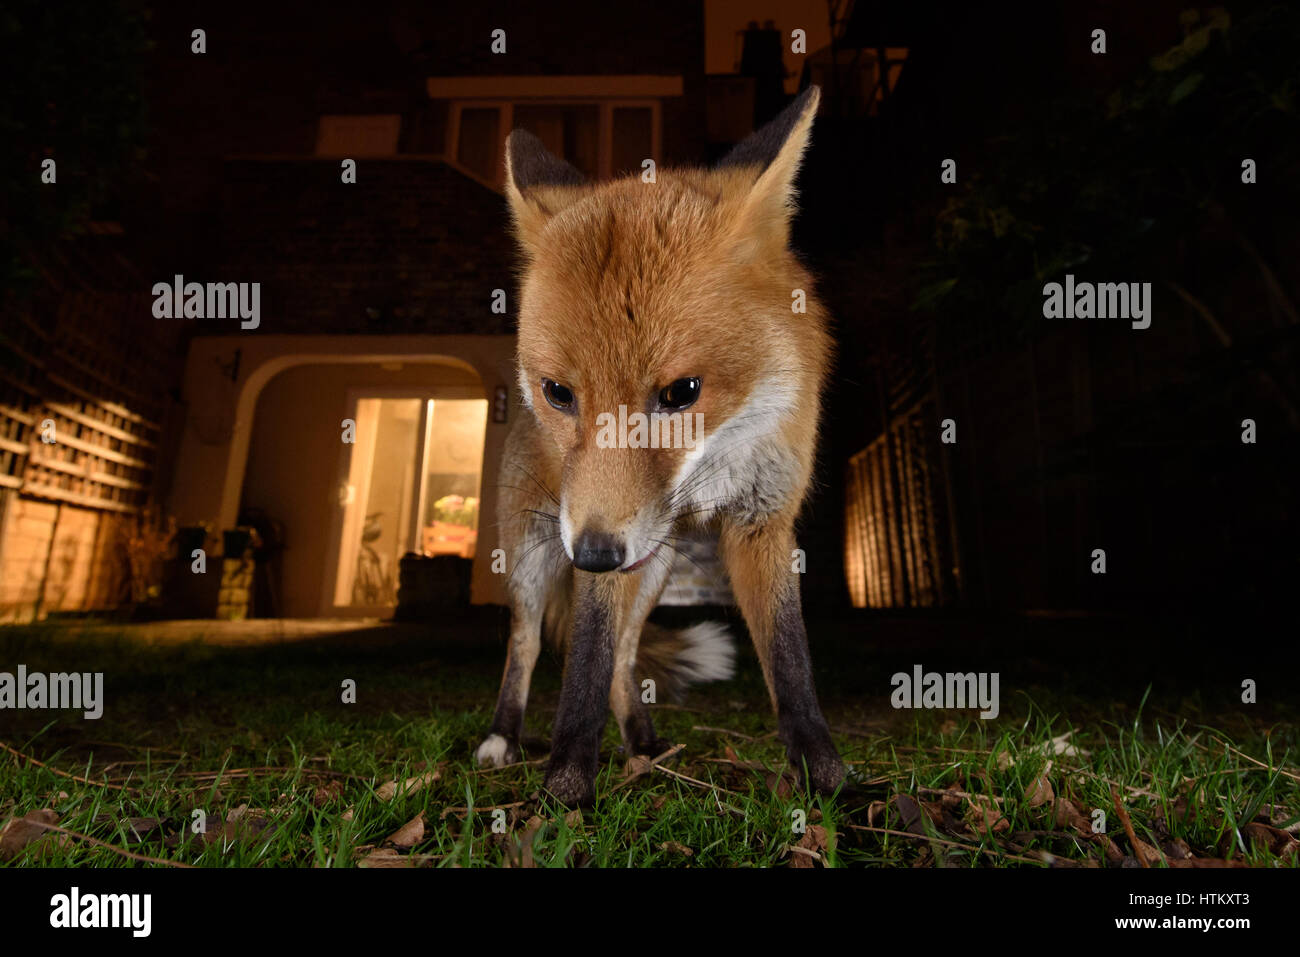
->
[
  {"left": 175, "top": 522, "right": 211, "bottom": 556},
  {"left": 423, "top": 495, "right": 479, "bottom": 557},
  {"left": 222, "top": 525, "right": 259, "bottom": 559},
  {"left": 120, "top": 506, "right": 177, "bottom": 618}
]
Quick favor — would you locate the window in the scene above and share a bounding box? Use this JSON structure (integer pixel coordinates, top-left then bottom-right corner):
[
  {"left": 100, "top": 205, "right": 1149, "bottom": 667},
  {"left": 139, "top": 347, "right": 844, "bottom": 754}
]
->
[
  {"left": 611, "top": 107, "right": 653, "bottom": 178},
  {"left": 436, "top": 83, "right": 672, "bottom": 184},
  {"left": 513, "top": 104, "right": 600, "bottom": 179},
  {"left": 455, "top": 108, "right": 501, "bottom": 178}
]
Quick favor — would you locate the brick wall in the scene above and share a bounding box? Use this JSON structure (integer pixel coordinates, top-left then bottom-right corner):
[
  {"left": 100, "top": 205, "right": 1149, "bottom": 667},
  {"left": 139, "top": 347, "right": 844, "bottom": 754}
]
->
[{"left": 213, "top": 159, "right": 518, "bottom": 336}]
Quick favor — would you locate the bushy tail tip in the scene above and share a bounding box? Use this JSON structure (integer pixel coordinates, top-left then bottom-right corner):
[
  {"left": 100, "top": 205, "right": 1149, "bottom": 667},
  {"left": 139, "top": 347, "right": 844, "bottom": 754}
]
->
[{"left": 635, "top": 621, "right": 735, "bottom": 700}]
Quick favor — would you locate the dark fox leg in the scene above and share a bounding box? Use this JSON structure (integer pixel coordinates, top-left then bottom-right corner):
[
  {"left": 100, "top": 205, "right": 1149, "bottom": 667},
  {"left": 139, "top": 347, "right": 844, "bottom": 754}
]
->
[
  {"left": 476, "top": 597, "right": 543, "bottom": 767},
  {"left": 543, "top": 572, "right": 626, "bottom": 806},
  {"left": 721, "top": 517, "right": 843, "bottom": 794},
  {"left": 476, "top": 512, "right": 567, "bottom": 767},
  {"left": 609, "top": 559, "right": 674, "bottom": 758}
]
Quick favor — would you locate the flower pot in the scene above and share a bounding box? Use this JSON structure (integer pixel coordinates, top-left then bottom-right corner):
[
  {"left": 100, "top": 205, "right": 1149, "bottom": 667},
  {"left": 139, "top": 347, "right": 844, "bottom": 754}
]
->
[
  {"left": 177, "top": 526, "right": 208, "bottom": 555},
  {"left": 223, "top": 527, "right": 253, "bottom": 558}
]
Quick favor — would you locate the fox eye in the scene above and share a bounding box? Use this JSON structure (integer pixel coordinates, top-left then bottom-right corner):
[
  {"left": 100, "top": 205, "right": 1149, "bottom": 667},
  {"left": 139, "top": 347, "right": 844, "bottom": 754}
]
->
[
  {"left": 542, "top": 379, "right": 576, "bottom": 412},
  {"left": 658, "top": 377, "right": 701, "bottom": 411}
]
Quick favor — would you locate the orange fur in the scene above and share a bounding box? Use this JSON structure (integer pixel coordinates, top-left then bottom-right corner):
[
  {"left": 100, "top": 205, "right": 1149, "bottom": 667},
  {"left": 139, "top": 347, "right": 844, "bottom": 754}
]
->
[{"left": 480, "top": 87, "right": 843, "bottom": 802}]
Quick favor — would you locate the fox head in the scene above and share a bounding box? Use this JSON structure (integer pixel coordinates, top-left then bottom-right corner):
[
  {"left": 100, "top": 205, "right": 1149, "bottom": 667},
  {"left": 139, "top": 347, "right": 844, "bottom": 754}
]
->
[{"left": 504, "top": 86, "right": 830, "bottom": 573}]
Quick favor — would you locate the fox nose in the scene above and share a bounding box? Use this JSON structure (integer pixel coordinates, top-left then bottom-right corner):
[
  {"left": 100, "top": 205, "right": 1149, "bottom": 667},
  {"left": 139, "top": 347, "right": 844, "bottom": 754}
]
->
[{"left": 572, "top": 529, "right": 625, "bottom": 572}]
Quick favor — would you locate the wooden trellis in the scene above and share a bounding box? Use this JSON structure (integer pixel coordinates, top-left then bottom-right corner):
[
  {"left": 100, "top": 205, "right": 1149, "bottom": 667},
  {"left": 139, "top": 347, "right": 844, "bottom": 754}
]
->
[
  {"left": 844, "top": 401, "right": 950, "bottom": 608},
  {"left": 0, "top": 290, "right": 166, "bottom": 514}
]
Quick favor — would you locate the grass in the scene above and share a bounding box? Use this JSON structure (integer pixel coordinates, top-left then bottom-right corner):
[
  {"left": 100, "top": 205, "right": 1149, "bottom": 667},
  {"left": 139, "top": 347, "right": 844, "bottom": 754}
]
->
[{"left": 0, "top": 611, "right": 1296, "bottom": 868}]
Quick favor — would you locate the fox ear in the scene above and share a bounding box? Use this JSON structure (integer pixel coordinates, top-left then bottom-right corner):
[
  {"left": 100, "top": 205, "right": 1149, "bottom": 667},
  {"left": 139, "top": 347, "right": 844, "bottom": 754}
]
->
[
  {"left": 719, "top": 85, "right": 820, "bottom": 258},
  {"left": 504, "top": 130, "right": 587, "bottom": 256}
]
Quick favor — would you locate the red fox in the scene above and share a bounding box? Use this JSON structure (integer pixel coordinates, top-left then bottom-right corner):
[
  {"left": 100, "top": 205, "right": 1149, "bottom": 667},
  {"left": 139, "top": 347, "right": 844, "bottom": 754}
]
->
[{"left": 477, "top": 86, "right": 843, "bottom": 806}]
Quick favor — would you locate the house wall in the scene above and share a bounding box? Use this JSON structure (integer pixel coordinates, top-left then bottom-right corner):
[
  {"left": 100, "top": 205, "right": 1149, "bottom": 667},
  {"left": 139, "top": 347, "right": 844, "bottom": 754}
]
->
[
  {"left": 417, "top": 1, "right": 707, "bottom": 167},
  {"left": 212, "top": 158, "right": 518, "bottom": 337}
]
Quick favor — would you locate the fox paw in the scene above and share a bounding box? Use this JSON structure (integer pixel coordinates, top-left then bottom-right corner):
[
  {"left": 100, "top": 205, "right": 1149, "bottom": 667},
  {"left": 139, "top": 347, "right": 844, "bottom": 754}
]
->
[
  {"left": 783, "top": 729, "right": 845, "bottom": 796},
  {"left": 796, "top": 747, "right": 846, "bottom": 796},
  {"left": 627, "top": 736, "right": 676, "bottom": 760},
  {"left": 542, "top": 763, "right": 596, "bottom": 808},
  {"left": 475, "top": 733, "right": 521, "bottom": 768}
]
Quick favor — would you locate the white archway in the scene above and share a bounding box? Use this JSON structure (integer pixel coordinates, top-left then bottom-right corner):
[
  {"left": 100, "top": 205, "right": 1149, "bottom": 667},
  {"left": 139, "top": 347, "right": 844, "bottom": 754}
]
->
[{"left": 169, "top": 335, "right": 518, "bottom": 607}]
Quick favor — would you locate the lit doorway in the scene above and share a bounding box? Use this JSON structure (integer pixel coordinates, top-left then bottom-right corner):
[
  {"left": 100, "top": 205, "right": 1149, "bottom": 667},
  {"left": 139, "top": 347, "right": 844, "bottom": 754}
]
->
[{"left": 328, "top": 392, "right": 488, "bottom": 616}]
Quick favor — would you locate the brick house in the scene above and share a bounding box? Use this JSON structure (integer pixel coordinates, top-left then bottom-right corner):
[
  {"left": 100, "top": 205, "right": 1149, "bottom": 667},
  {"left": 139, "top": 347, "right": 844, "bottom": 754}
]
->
[{"left": 1, "top": 1, "right": 738, "bottom": 622}]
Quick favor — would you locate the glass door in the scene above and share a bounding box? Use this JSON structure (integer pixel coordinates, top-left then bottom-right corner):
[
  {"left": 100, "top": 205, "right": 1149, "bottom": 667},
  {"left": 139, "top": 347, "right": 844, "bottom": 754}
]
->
[
  {"left": 417, "top": 399, "right": 488, "bottom": 560},
  {"left": 333, "top": 398, "right": 421, "bottom": 611},
  {"left": 330, "top": 394, "right": 488, "bottom": 616}
]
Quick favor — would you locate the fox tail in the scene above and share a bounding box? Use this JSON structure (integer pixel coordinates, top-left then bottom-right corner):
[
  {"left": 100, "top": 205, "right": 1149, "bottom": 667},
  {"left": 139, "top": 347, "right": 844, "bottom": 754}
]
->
[{"left": 634, "top": 621, "right": 735, "bottom": 701}]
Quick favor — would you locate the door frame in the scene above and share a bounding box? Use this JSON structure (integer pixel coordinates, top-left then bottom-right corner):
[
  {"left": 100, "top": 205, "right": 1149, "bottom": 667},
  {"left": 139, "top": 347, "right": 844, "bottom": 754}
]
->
[{"left": 319, "top": 385, "right": 484, "bottom": 618}]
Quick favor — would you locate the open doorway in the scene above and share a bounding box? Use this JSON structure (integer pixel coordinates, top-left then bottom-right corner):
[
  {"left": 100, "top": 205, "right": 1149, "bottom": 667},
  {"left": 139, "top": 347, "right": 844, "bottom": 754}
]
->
[{"left": 329, "top": 393, "right": 488, "bottom": 616}]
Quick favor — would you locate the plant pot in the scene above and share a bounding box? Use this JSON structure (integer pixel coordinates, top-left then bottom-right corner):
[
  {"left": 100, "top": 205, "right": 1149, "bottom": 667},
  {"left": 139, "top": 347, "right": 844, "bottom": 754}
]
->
[
  {"left": 177, "top": 526, "right": 208, "bottom": 555},
  {"left": 223, "top": 527, "right": 254, "bottom": 558},
  {"left": 395, "top": 553, "right": 472, "bottom": 619}
]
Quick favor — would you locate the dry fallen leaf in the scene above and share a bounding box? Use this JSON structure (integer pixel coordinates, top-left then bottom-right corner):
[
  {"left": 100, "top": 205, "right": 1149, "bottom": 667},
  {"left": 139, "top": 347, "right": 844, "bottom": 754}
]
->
[
  {"left": 659, "top": 841, "right": 693, "bottom": 857},
  {"left": 1130, "top": 835, "right": 1162, "bottom": 867},
  {"left": 90, "top": 815, "right": 162, "bottom": 843},
  {"left": 375, "top": 769, "right": 441, "bottom": 802},
  {"left": 965, "top": 795, "right": 1010, "bottom": 834},
  {"left": 998, "top": 731, "right": 1090, "bottom": 770},
  {"left": 1048, "top": 731, "right": 1090, "bottom": 759},
  {"left": 621, "top": 755, "right": 654, "bottom": 784},
  {"left": 0, "top": 809, "right": 61, "bottom": 861},
  {"left": 358, "top": 847, "right": 412, "bottom": 868},
  {"left": 1055, "top": 797, "right": 1093, "bottom": 836},
  {"left": 518, "top": 814, "right": 547, "bottom": 869},
  {"left": 313, "top": 781, "right": 344, "bottom": 807},
  {"left": 1055, "top": 798, "right": 1123, "bottom": 863},
  {"left": 385, "top": 813, "right": 426, "bottom": 849},
  {"left": 1239, "top": 822, "right": 1300, "bottom": 858},
  {"left": 866, "top": 799, "right": 888, "bottom": 828},
  {"left": 721, "top": 746, "right": 767, "bottom": 772},
  {"left": 892, "top": 794, "right": 941, "bottom": 834},
  {"left": 939, "top": 783, "right": 965, "bottom": 815},
  {"left": 764, "top": 770, "right": 797, "bottom": 798},
  {"left": 1026, "top": 760, "right": 1055, "bottom": 808},
  {"left": 204, "top": 804, "right": 276, "bottom": 845},
  {"left": 790, "top": 823, "right": 830, "bottom": 868}
]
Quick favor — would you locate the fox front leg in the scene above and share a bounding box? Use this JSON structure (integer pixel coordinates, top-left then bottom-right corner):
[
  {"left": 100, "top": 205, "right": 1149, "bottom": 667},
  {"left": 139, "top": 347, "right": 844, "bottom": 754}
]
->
[
  {"left": 543, "top": 576, "right": 618, "bottom": 806},
  {"left": 721, "top": 518, "right": 844, "bottom": 795},
  {"left": 608, "top": 555, "right": 675, "bottom": 759},
  {"left": 476, "top": 600, "right": 542, "bottom": 767}
]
